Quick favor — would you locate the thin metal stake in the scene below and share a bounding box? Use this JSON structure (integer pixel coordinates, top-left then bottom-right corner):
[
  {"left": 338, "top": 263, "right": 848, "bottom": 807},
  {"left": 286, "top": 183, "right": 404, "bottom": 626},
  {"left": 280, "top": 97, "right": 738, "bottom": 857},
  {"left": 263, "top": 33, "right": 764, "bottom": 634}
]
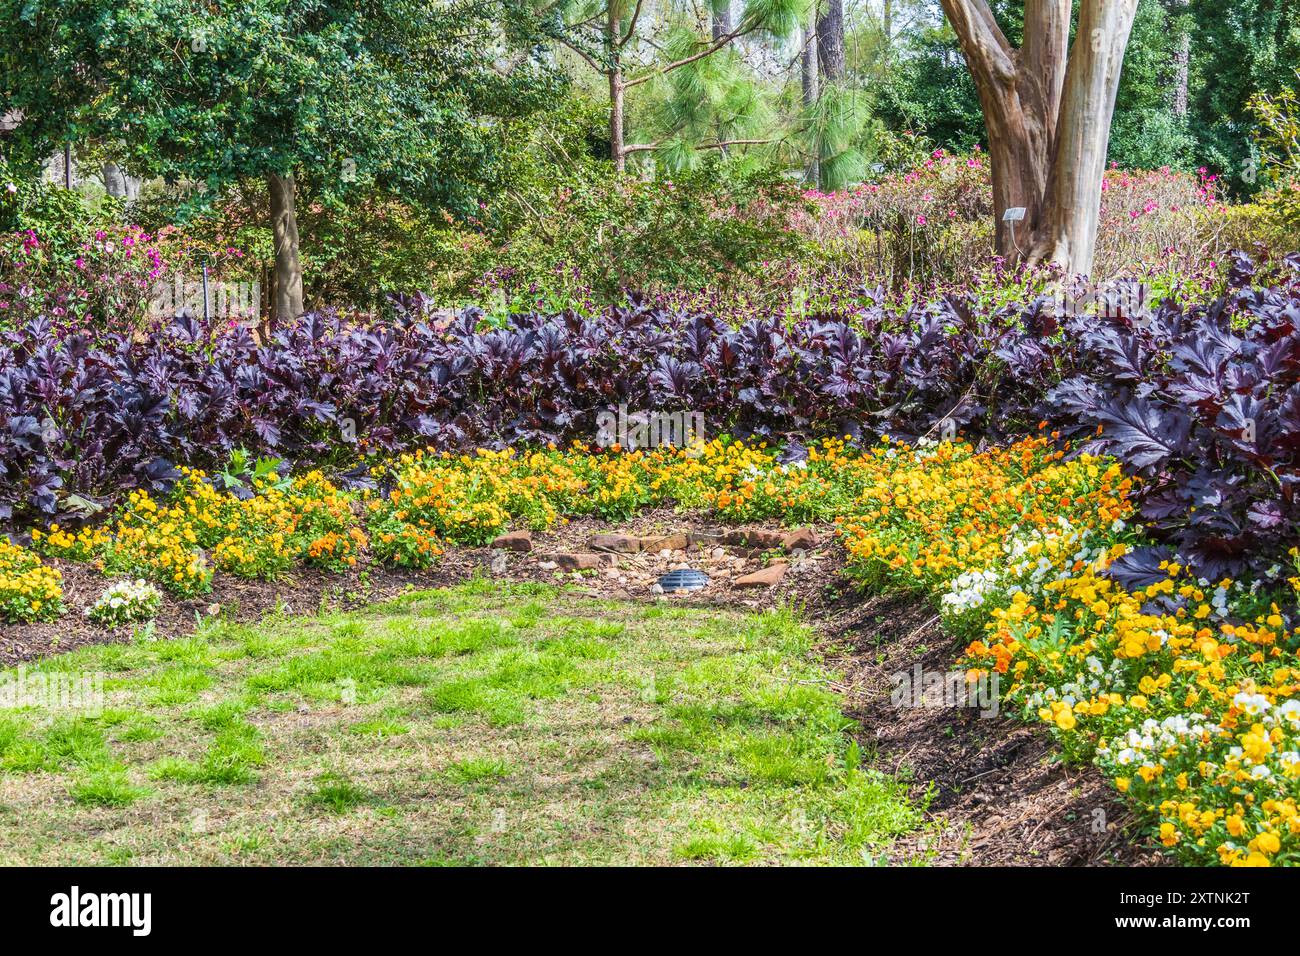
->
[{"left": 202, "top": 262, "right": 210, "bottom": 322}]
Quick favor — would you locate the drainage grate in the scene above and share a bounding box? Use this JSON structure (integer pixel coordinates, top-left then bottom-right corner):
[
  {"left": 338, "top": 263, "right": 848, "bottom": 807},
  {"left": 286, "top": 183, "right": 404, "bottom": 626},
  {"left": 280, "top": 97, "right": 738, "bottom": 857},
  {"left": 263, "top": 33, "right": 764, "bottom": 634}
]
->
[{"left": 657, "top": 568, "right": 710, "bottom": 592}]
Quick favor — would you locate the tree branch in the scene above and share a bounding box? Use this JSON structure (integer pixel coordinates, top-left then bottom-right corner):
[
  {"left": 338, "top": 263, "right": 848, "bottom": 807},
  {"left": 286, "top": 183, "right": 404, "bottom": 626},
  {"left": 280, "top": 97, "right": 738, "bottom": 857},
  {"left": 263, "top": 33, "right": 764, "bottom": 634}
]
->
[
  {"left": 1021, "top": 0, "right": 1071, "bottom": 120},
  {"left": 621, "top": 137, "right": 775, "bottom": 156},
  {"left": 696, "top": 138, "right": 773, "bottom": 150},
  {"left": 618, "top": 0, "right": 645, "bottom": 47},
  {"left": 624, "top": 20, "right": 761, "bottom": 89},
  {"left": 939, "top": 0, "right": 1016, "bottom": 85},
  {"left": 557, "top": 35, "right": 605, "bottom": 75}
]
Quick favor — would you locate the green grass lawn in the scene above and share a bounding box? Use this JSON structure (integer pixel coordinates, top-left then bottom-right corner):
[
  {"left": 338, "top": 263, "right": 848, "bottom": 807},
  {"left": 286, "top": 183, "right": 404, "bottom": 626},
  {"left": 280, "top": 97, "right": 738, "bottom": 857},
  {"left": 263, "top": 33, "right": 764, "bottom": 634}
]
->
[{"left": 0, "top": 580, "right": 923, "bottom": 865}]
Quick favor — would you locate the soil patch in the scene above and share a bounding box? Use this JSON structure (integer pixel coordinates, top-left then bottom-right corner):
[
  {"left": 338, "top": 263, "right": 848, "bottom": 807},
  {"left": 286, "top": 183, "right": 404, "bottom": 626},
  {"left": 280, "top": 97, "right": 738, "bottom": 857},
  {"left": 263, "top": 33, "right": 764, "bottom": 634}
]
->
[{"left": 817, "top": 588, "right": 1167, "bottom": 866}]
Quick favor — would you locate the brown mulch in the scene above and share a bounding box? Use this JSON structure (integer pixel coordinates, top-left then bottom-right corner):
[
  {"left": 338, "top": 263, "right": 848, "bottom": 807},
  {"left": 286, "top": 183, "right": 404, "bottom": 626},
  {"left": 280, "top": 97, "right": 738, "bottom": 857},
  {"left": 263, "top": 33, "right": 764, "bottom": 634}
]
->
[
  {"left": 2, "top": 512, "right": 1167, "bottom": 866},
  {"left": 815, "top": 586, "right": 1167, "bottom": 867}
]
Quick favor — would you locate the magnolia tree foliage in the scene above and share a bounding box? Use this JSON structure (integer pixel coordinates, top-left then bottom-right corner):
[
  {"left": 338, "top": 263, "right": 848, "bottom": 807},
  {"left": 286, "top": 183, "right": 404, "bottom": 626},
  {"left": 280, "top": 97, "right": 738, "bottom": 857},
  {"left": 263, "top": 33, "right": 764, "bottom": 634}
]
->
[{"left": 0, "top": 0, "right": 563, "bottom": 319}]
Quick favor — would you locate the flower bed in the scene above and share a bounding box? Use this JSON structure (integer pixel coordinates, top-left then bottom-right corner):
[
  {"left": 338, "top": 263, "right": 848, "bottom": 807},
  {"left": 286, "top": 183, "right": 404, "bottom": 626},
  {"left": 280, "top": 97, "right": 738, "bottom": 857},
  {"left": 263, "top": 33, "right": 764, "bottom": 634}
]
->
[
  {"left": 0, "top": 536, "right": 63, "bottom": 622},
  {"left": 835, "top": 438, "right": 1300, "bottom": 868},
  {"left": 85, "top": 578, "right": 162, "bottom": 628},
  {"left": 4, "top": 253, "right": 1297, "bottom": 586},
  {"left": 7, "top": 434, "right": 1299, "bottom": 864}
]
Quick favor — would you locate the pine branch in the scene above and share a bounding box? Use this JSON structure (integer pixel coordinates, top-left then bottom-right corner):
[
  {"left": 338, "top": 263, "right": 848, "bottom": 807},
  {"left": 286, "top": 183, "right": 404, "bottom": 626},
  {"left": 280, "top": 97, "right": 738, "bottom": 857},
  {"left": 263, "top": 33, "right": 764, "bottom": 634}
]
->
[
  {"left": 695, "top": 138, "right": 774, "bottom": 150},
  {"left": 618, "top": 0, "right": 645, "bottom": 47},
  {"left": 623, "top": 137, "right": 776, "bottom": 155},
  {"left": 624, "top": 20, "right": 762, "bottom": 89}
]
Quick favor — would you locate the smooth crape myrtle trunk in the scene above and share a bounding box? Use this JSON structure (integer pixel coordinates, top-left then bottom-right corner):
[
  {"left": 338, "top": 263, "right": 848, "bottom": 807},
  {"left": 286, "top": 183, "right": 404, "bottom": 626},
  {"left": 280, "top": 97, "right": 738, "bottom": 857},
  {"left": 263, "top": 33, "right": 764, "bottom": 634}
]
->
[
  {"left": 268, "top": 171, "right": 305, "bottom": 324},
  {"left": 1026, "top": 0, "right": 1138, "bottom": 273},
  {"left": 940, "top": 0, "right": 1138, "bottom": 277}
]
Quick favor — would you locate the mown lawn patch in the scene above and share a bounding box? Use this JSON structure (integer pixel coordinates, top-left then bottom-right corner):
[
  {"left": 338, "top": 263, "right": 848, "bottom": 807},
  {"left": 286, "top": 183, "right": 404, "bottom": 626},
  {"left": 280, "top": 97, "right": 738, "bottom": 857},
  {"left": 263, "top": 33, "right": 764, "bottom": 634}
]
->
[{"left": 0, "top": 581, "right": 923, "bottom": 865}]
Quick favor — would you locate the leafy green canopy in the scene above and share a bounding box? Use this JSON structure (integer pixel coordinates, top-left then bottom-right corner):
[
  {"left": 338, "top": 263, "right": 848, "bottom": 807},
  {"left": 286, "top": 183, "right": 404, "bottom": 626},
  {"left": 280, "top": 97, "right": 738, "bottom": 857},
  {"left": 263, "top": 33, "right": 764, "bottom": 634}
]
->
[
  {"left": 0, "top": 0, "right": 565, "bottom": 215},
  {"left": 1187, "top": 0, "right": 1300, "bottom": 191}
]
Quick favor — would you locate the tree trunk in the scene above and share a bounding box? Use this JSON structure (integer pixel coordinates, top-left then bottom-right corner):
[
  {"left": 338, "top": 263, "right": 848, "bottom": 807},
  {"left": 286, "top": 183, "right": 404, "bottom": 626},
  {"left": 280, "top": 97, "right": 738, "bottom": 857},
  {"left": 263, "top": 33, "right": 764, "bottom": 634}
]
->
[
  {"left": 103, "top": 162, "right": 128, "bottom": 199},
  {"left": 102, "top": 162, "right": 140, "bottom": 201},
  {"left": 941, "top": 0, "right": 1066, "bottom": 258},
  {"left": 1026, "top": 0, "right": 1138, "bottom": 275},
  {"left": 802, "top": 15, "right": 821, "bottom": 187},
  {"left": 1166, "top": 0, "right": 1189, "bottom": 116},
  {"left": 941, "top": 0, "right": 1135, "bottom": 276},
  {"left": 711, "top": 0, "right": 732, "bottom": 41},
  {"left": 608, "top": 6, "right": 626, "bottom": 172},
  {"left": 1173, "top": 31, "right": 1189, "bottom": 117},
  {"left": 883, "top": 0, "right": 892, "bottom": 40},
  {"left": 816, "top": 0, "right": 845, "bottom": 82},
  {"left": 268, "top": 172, "right": 304, "bottom": 324},
  {"left": 609, "top": 72, "right": 626, "bottom": 172}
]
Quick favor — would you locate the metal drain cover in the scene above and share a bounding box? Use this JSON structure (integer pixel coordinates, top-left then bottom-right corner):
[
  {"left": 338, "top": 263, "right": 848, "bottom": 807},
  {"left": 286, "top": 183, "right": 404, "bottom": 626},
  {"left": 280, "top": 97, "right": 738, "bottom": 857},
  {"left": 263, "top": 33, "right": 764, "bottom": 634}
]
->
[{"left": 657, "top": 568, "right": 710, "bottom": 592}]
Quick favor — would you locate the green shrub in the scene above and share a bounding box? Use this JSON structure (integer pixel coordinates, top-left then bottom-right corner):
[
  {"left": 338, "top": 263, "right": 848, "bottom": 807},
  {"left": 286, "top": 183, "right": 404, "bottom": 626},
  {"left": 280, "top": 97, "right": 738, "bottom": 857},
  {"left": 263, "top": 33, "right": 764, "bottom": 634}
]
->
[
  {"left": 1250, "top": 73, "right": 1300, "bottom": 239},
  {"left": 471, "top": 161, "right": 812, "bottom": 311}
]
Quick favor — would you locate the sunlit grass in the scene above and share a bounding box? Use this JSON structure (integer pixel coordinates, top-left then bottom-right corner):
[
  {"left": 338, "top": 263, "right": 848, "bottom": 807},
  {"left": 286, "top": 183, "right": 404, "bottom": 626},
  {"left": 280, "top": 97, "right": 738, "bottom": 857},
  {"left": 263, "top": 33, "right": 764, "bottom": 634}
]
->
[{"left": 0, "top": 581, "right": 925, "bottom": 865}]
